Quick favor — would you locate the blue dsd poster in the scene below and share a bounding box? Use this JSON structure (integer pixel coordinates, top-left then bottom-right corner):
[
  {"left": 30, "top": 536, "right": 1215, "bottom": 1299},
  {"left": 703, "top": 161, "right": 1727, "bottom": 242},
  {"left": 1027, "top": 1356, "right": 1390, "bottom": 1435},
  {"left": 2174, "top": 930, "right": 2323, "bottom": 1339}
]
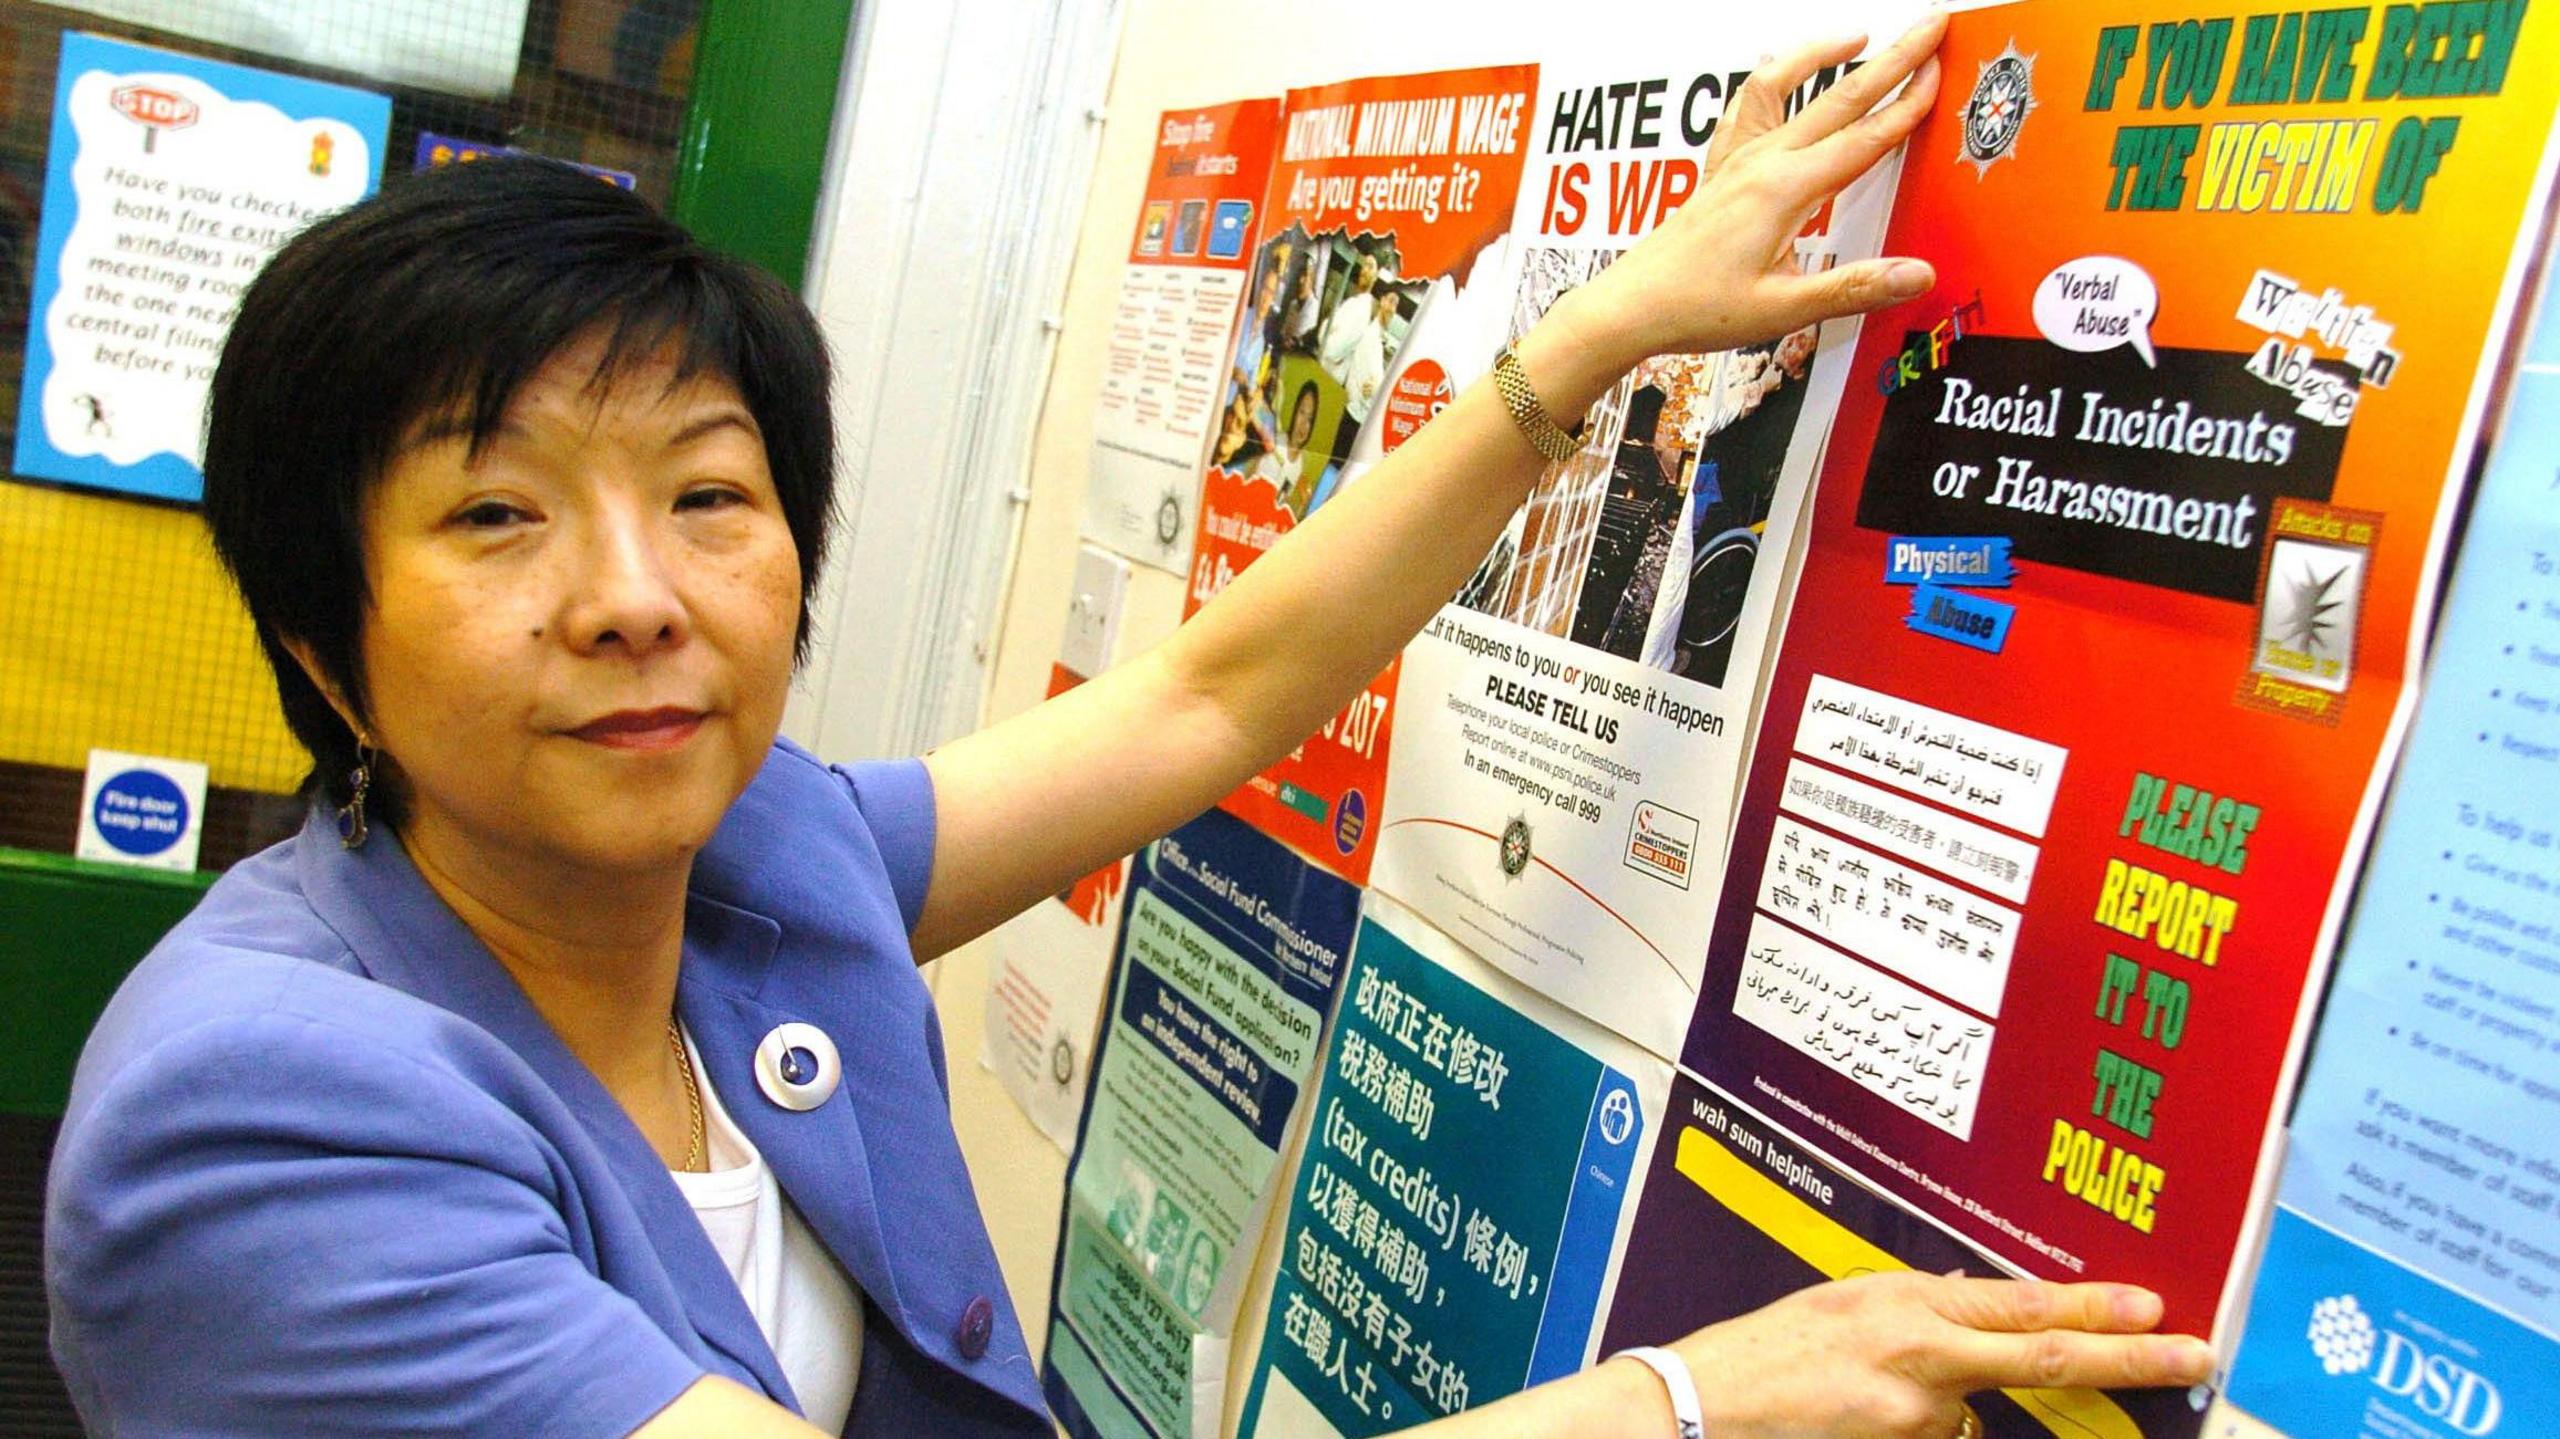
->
[
  {"left": 1234, "top": 899, "right": 1647, "bottom": 1437},
  {"left": 2225, "top": 244, "right": 2560, "bottom": 1438},
  {"left": 15, "top": 34, "right": 389, "bottom": 501},
  {"left": 1045, "top": 808, "right": 1360, "bottom": 1439}
]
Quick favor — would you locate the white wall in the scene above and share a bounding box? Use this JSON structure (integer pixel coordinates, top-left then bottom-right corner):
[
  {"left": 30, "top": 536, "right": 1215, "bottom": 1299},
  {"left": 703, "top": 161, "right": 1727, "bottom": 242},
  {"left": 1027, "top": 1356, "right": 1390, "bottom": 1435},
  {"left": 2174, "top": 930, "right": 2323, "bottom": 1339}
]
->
[{"left": 787, "top": 0, "right": 1124, "bottom": 766}]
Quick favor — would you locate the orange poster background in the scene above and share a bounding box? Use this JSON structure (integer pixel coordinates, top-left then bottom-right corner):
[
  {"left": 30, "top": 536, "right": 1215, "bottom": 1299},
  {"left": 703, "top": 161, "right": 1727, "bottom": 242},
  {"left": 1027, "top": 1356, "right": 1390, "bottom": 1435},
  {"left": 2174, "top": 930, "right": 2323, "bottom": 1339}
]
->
[
  {"left": 1678, "top": 0, "right": 2560, "bottom": 1339},
  {"left": 1126, "top": 98, "right": 1280, "bottom": 270}
]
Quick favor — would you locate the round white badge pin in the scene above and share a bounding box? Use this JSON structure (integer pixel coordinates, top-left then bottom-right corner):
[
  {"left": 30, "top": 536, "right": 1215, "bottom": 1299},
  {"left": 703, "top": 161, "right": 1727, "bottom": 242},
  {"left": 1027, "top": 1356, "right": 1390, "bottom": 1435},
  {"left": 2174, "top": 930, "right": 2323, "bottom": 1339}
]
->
[{"left": 754, "top": 1023, "right": 842, "bottom": 1111}]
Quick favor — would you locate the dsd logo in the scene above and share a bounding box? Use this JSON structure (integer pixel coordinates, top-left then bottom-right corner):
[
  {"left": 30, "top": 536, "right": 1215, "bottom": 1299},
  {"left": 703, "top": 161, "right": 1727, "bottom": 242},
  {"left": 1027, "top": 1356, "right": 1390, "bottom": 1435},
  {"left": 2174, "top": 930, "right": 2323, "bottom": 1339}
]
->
[
  {"left": 1959, "top": 40, "right": 2037, "bottom": 177},
  {"left": 2308, "top": 1293, "right": 2504, "bottom": 1435}
]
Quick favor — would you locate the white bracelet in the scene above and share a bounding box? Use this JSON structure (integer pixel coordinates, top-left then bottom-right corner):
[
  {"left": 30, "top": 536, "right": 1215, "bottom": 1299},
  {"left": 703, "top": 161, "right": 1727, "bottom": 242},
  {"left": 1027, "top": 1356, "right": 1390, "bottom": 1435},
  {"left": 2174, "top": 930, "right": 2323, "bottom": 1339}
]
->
[{"left": 1613, "top": 1346, "right": 1706, "bottom": 1439}]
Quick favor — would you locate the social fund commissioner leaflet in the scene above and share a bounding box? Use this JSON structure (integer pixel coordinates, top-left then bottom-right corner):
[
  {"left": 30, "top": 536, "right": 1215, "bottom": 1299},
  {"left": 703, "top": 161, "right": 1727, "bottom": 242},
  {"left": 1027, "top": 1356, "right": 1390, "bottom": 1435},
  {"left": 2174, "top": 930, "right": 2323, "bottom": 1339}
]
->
[
  {"left": 2224, "top": 219, "right": 2560, "bottom": 1439},
  {"left": 1184, "top": 64, "right": 1534, "bottom": 886},
  {"left": 1601, "top": 7, "right": 2560, "bottom": 1435},
  {"left": 1369, "top": 7, "right": 1929, "bottom": 1062},
  {"left": 1044, "top": 807, "right": 1359, "bottom": 1439},
  {"left": 1083, "top": 101, "right": 1280, "bottom": 576}
]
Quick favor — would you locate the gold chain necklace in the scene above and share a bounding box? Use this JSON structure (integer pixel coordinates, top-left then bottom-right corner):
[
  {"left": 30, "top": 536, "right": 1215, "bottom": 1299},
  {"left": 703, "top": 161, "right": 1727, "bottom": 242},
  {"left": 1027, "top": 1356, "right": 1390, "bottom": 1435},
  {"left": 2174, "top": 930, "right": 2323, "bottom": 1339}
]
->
[{"left": 667, "top": 1017, "right": 704, "bottom": 1173}]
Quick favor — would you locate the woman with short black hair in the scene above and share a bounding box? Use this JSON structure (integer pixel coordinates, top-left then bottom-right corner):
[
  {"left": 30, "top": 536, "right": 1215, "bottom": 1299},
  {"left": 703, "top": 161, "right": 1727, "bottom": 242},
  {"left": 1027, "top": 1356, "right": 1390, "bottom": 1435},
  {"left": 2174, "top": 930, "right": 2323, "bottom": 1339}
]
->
[{"left": 45, "top": 20, "right": 2210, "bottom": 1438}]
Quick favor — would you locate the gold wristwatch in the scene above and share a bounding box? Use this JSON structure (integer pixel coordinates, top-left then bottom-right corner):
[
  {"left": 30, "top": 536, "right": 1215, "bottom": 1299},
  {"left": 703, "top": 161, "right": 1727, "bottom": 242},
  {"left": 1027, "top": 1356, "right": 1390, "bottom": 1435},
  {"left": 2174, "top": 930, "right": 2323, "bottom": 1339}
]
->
[{"left": 1492, "top": 344, "right": 1586, "bottom": 462}]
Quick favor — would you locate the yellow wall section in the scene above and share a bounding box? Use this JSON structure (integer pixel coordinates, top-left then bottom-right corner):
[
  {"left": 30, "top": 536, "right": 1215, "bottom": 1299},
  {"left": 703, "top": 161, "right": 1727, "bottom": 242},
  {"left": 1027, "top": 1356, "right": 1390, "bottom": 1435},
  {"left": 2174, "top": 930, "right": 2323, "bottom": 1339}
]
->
[{"left": 0, "top": 482, "right": 304, "bottom": 792}]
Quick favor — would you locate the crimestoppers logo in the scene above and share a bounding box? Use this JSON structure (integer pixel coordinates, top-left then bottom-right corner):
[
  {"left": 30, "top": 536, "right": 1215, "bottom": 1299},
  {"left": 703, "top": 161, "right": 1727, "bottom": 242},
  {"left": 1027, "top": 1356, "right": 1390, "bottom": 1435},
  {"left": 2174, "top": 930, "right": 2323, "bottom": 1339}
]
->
[
  {"left": 2308, "top": 1294, "right": 2377, "bottom": 1375},
  {"left": 1960, "top": 41, "right": 2037, "bottom": 177}
]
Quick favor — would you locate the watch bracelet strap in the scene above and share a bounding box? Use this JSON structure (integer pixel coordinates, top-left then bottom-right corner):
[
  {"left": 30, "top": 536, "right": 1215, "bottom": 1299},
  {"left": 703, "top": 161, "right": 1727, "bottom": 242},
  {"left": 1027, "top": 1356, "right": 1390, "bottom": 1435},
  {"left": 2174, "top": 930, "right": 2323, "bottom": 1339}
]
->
[
  {"left": 1614, "top": 1345, "right": 1707, "bottom": 1439},
  {"left": 1493, "top": 344, "right": 1585, "bottom": 463}
]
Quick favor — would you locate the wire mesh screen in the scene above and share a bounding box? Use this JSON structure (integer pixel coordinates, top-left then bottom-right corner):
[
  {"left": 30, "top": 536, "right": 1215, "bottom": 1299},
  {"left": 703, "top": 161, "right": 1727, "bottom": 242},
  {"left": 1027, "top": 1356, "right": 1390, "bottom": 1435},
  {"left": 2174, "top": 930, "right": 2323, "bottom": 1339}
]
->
[{"left": 0, "top": 0, "right": 704, "bottom": 869}]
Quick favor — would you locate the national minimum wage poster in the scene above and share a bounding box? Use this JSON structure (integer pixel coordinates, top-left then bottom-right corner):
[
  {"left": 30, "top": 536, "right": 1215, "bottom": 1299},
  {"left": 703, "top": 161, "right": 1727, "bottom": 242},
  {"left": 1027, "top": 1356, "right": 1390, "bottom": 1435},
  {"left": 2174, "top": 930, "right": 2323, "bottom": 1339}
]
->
[
  {"left": 1083, "top": 100, "right": 1280, "bottom": 575},
  {"left": 1604, "top": 4, "right": 2560, "bottom": 1437},
  {"left": 1368, "top": 10, "right": 1926, "bottom": 1061},
  {"left": 1184, "top": 64, "right": 1536, "bottom": 886}
]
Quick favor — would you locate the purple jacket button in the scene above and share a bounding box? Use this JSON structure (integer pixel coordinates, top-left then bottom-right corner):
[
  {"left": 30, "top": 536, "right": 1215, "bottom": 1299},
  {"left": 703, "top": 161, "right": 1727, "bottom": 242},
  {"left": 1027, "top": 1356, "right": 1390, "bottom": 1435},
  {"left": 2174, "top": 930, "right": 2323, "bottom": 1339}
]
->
[{"left": 956, "top": 1295, "right": 995, "bottom": 1360}]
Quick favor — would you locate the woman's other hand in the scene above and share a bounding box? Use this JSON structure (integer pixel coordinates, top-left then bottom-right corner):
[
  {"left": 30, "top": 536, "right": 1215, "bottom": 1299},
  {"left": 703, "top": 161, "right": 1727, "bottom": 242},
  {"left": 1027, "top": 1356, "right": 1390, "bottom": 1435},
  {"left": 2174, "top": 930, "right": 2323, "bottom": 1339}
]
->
[
  {"left": 1650, "top": 1273, "right": 2213, "bottom": 1439},
  {"left": 1547, "top": 16, "right": 1948, "bottom": 382}
]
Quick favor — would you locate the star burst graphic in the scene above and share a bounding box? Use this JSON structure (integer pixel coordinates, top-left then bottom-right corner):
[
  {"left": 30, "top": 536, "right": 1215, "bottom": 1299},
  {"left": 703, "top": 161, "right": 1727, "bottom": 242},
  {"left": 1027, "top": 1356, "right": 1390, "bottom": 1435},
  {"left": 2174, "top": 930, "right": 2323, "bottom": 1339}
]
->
[{"left": 2277, "top": 559, "right": 2352, "bottom": 656}]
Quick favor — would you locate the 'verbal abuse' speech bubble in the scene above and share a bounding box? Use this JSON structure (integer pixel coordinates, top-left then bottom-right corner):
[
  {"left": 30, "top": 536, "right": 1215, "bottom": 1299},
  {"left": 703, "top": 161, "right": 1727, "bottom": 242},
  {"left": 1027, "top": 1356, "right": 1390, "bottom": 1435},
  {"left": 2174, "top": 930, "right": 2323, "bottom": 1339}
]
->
[{"left": 2033, "top": 255, "right": 2158, "bottom": 368}]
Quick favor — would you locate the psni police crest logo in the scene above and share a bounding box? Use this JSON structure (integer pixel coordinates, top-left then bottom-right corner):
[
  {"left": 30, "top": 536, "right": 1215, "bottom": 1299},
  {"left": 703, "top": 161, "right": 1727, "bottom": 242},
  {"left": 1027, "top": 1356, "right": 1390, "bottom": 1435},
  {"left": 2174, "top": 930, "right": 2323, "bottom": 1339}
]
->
[
  {"left": 1960, "top": 41, "right": 2037, "bottom": 177},
  {"left": 1499, "top": 816, "right": 1532, "bottom": 879}
]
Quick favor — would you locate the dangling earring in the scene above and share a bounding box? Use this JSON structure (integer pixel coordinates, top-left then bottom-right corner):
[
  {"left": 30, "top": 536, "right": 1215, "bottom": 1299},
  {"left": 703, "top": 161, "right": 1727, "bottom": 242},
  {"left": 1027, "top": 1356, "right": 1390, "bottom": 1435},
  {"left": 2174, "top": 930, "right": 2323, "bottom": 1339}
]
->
[{"left": 336, "top": 733, "right": 376, "bottom": 850}]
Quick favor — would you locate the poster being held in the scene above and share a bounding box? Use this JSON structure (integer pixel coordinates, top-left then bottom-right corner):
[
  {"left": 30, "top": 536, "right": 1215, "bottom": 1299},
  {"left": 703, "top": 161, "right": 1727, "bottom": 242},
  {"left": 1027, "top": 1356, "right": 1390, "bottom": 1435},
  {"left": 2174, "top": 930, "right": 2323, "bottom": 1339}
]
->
[
  {"left": 15, "top": 33, "right": 390, "bottom": 502},
  {"left": 1633, "top": 4, "right": 2560, "bottom": 1423},
  {"left": 1084, "top": 101, "right": 1280, "bottom": 574},
  {"left": 1186, "top": 64, "right": 1537, "bottom": 885},
  {"left": 1604, "top": 1069, "right": 2203, "bottom": 1439}
]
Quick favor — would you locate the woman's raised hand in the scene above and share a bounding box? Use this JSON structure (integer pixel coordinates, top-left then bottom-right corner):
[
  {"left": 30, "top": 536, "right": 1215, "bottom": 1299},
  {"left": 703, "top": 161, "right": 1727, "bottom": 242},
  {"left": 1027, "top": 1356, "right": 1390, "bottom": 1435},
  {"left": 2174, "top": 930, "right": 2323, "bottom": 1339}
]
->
[
  {"left": 1649, "top": 1273, "right": 2214, "bottom": 1439},
  {"left": 1550, "top": 16, "right": 1949, "bottom": 377}
]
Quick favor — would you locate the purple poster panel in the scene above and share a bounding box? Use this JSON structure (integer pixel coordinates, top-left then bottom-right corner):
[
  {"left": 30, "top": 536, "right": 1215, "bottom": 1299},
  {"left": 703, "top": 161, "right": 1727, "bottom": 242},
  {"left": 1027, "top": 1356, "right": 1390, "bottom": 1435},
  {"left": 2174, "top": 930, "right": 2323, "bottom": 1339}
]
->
[{"left": 1603, "top": 1071, "right": 2204, "bottom": 1438}]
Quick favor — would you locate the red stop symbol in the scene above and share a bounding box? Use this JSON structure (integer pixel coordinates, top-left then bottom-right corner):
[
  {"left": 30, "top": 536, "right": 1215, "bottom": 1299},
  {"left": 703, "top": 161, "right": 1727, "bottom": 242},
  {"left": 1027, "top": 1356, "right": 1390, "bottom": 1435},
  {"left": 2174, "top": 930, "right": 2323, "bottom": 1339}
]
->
[{"left": 111, "top": 85, "right": 198, "bottom": 152}]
